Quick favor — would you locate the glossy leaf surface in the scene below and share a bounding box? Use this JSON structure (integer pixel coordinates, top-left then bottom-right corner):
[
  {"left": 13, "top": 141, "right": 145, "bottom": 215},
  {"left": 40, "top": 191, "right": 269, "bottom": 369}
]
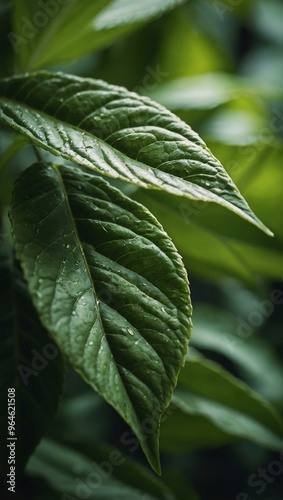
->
[
  {"left": 10, "top": 162, "right": 192, "bottom": 473},
  {"left": 0, "top": 71, "right": 271, "bottom": 235}
]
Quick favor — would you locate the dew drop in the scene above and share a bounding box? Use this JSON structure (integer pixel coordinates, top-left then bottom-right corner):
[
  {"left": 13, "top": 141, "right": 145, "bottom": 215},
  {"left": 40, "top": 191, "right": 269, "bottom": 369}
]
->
[
  {"left": 127, "top": 328, "right": 134, "bottom": 336},
  {"left": 88, "top": 340, "right": 94, "bottom": 346}
]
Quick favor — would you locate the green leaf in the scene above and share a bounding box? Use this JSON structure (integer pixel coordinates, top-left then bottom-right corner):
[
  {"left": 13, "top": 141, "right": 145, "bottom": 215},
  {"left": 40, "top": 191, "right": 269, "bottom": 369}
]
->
[
  {"left": 55, "top": 392, "right": 200, "bottom": 499},
  {"left": 54, "top": 432, "right": 180, "bottom": 500},
  {"left": 12, "top": 0, "right": 38, "bottom": 72},
  {"left": 148, "top": 73, "right": 283, "bottom": 111},
  {"left": 190, "top": 305, "right": 283, "bottom": 409},
  {"left": 0, "top": 71, "right": 272, "bottom": 235},
  {"left": 0, "top": 245, "right": 65, "bottom": 479},
  {"left": 13, "top": 0, "right": 187, "bottom": 71},
  {"left": 27, "top": 439, "right": 168, "bottom": 499},
  {"left": 133, "top": 139, "right": 283, "bottom": 283},
  {"left": 160, "top": 354, "right": 283, "bottom": 452},
  {"left": 133, "top": 190, "right": 282, "bottom": 285},
  {"left": 10, "top": 162, "right": 192, "bottom": 474}
]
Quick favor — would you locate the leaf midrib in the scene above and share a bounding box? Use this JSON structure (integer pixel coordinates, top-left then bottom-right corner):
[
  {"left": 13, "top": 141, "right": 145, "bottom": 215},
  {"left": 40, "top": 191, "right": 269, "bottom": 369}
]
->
[{"left": 49, "top": 166, "right": 152, "bottom": 454}]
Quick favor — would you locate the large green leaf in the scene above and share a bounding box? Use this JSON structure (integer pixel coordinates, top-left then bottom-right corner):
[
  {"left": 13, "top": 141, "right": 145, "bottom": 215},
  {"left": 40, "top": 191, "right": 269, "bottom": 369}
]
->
[
  {"left": 0, "top": 71, "right": 271, "bottom": 235},
  {"left": 12, "top": 0, "right": 187, "bottom": 71},
  {"left": 10, "top": 162, "right": 192, "bottom": 474},
  {"left": 161, "top": 354, "right": 283, "bottom": 452},
  {"left": 0, "top": 244, "right": 65, "bottom": 479},
  {"left": 134, "top": 141, "right": 283, "bottom": 284}
]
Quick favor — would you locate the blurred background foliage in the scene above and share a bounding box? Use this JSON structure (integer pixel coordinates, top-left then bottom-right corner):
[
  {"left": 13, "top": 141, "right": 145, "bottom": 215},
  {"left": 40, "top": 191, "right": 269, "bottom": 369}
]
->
[{"left": 1, "top": 0, "right": 283, "bottom": 498}]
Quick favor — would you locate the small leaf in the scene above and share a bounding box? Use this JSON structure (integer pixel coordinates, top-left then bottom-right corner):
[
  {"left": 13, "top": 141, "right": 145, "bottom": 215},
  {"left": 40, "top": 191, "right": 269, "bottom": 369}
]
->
[
  {"left": 10, "top": 162, "right": 192, "bottom": 474},
  {"left": 0, "top": 245, "right": 65, "bottom": 479},
  {"left": 161, "top": 354, "right": 283, "bottom": 452},
  {"left": 0, "top": 71, "right": 272, "bottom": 235}
]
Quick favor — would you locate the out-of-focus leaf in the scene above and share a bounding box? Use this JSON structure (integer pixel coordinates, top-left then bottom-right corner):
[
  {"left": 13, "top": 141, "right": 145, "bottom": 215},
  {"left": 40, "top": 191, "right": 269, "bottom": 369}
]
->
[
  {"left": 0, "top": 245, "right": 65, "bottom": 479},
  {"left": 160, "top": 355, "right": 283, "bottom": 452},
  {"left": 190, "top": 305, "right": 283, "bottom": 409},
  {"left": 148, "top": 73, "right": 283, "bottom": 111},
  {"left": 57, "top": 436, "right": 185, "bottom": 500},
  {"left": 156, "top": 10, "right": 229, "bottom": 80},
  {"left": 27, "top": 439, "right": 174, "bottom": 499},
  {"left": 252, "top": 0, "right": 283, "bottom": 46},
  {"left": 12, "top": 0, "right": 187, "bottom": 71}
]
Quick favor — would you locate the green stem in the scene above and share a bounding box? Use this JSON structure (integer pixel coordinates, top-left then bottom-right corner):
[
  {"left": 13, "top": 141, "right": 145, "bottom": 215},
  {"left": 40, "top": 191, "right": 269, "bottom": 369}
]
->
[{"left": 32, "top": 145, "right": 44, "bottom": 162}]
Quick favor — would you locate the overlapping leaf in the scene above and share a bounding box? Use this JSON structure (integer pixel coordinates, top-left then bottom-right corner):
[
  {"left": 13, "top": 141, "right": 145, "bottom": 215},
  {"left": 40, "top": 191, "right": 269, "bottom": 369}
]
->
[
  {"left": 190, "top": 305, "right": 283, "bottom": 409},
  {"left": 27, "top": 439, "right": 180, "bottom": 499},
  {"left": 161, "top": 354, "right": 283, "bottom": 452},
  {"left": 133, "top": 188, "right": 282, "bottom": 285},
  {"left": 10, "top": 162, "right": 192, "bottom": 473},
  {"left": 0, "top": 244, "right": 65, "bottom": 479},
  {"left": 0, "top": 71, "right": 272, "bottom": 235}
]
